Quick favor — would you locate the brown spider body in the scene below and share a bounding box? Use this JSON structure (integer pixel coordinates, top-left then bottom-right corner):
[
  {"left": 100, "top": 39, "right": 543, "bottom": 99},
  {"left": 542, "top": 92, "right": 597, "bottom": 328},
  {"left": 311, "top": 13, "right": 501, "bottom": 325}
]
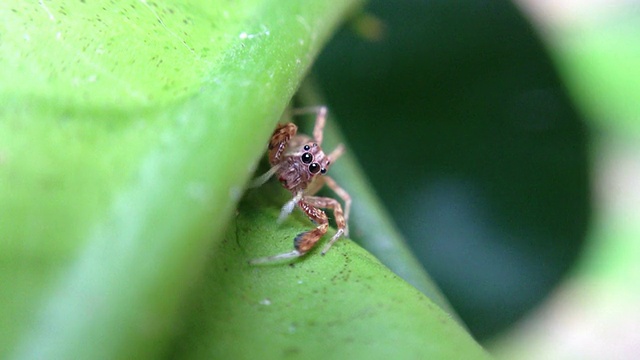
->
[
  {"left": 249, "top": 107, "right": 351, "bottom": 264},
  {"left": 270, "top": 129, "right": 329, "bottom": 192}
]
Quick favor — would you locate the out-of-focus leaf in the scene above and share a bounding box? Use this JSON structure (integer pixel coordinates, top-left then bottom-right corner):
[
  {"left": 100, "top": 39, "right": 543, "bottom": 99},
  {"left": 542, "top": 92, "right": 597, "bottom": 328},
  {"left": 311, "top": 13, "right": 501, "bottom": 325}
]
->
[{"left": 0, "top": 0, "right": 361, "bottom": 358}]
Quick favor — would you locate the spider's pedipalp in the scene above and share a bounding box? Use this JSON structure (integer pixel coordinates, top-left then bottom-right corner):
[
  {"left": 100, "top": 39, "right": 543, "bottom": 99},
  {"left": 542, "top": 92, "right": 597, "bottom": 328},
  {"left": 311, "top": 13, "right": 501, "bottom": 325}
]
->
[
  {"left": 249, "top": 164, "right": 281, "bottom": 188},
  {"left": 278, "top": 191, "right": 303, "bottom": 224},
  {"left": 248, "top": 250, "right": 303, "bottom": 265}
]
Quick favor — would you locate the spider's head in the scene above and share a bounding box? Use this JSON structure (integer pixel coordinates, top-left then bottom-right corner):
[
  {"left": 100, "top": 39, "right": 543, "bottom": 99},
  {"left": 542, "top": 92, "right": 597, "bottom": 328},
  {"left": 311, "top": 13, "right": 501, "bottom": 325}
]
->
[{"left": 299, "top": 143, "right": 330, "bottom": 176}]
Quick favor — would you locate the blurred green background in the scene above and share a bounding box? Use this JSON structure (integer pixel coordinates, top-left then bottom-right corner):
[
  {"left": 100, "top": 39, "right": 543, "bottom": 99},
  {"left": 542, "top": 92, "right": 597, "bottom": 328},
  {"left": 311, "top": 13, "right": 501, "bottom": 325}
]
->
[
  {"left": 313, "top": 0, "right": 640, "bottom": 354},
  {"left": 315, "top": 0, "right": 590, "bottom": 340}
]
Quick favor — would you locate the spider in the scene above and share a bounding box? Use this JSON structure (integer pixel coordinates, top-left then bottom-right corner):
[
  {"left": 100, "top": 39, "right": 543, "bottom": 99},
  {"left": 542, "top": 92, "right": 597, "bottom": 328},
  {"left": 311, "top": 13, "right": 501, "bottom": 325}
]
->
[{"left": 249, "top": 106, "right": 351, "bottom": 264}]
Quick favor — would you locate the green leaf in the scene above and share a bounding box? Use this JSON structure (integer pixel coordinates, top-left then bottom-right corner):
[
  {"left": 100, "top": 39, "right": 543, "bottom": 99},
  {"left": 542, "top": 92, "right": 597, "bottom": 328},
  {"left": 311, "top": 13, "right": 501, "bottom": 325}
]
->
[
  {"left": 1, "top": 0, "right": 487, "bottom": 358},
  {"left": 172, "top": 186, "right": 489, "bottom": 359},
  {"left": 1, "top": 0, "right": 361, "bottom": 358}
]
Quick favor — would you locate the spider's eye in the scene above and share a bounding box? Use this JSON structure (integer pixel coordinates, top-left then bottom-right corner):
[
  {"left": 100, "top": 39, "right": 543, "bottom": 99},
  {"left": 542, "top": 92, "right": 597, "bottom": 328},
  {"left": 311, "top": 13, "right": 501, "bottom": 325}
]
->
[
  {"left": 301, "top": 152, "right": 313, "bottom": 164},
  {"left": 303, "top": 144, "right": 310, "bottom": 151},
  {"left": 320, "top": 168, "right": 327, "bottom": 174},
  {"left": 309, "top": 163, "right": 320, "bottom": 174}
]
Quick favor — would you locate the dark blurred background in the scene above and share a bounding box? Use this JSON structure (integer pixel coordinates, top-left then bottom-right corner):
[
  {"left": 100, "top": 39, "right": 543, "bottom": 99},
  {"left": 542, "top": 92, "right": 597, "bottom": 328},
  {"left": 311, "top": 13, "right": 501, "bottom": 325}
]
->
[{"left": 314, "top": 0, "right": 591, "bottom": 342}]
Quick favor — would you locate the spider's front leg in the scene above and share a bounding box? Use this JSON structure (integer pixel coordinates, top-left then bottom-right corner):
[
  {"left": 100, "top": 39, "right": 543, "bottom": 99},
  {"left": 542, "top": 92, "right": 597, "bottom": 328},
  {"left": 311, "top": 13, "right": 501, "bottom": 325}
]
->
[
  {"left": 268, "top": 123, "right": 297, "bottom": 166},
  {"left": 250, "top": 123, "right": 298, "bottom": 188},
  {"left": 249, "top": 197, "right": 329, "bottom": 264}
]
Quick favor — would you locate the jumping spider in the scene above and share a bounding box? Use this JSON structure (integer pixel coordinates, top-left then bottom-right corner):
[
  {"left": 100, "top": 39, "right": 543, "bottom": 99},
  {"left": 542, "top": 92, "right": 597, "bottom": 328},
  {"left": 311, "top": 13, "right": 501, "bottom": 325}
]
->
[{"left": 249, "top": 106, "right": 351, "bottom": 264}]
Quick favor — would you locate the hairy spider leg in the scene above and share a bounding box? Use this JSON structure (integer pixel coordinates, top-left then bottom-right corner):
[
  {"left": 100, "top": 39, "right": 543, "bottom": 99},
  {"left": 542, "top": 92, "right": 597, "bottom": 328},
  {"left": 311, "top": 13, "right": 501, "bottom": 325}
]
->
[
  {"left": 249, "top": 122, "right": 297, "bottom": 187},
  {"left": 322, "top": 176, "right": 351, "bottom": 238},
  {"left": 316, "top": 143, "right": 351, "bottom": 236},
  {"left": 268, "top": 123, "right": 297, "bottom": 166},
  {"left": 327, "top": 143, "right": 344, "bottom": 162},
  {"left": 249, "top": 197, "right": 329, "bottom": 264},
  {"left": 296, "top": 196, "right": 346, "bottom": 255},
  {"left": 300, "top": 176, "right": 350, "bottom": 236},
  {"left": 290, "top": 106, "right": 327, "bottom": 145},
  {"left": 294, "top": 198, "right": 330, "bottom": 253}
]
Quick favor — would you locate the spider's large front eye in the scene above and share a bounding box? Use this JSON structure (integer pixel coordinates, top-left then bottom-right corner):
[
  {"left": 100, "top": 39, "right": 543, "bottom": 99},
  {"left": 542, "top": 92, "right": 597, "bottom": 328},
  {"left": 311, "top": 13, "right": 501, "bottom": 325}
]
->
[
  {"left": 309, "top": 163, "right": 320, "bottom": 174},
  {"left": 301, "top": 152, "right": 313, "bottom": 164}
]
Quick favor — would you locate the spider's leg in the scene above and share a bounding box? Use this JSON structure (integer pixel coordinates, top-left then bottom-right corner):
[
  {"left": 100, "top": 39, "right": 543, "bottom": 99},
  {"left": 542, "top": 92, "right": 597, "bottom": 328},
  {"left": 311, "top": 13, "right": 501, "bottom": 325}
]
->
[
  {"left": 319, "top": 144, "right": 350, "bottom": 236},
  {"left": 322, "top": 176, "right": 351, "bottom": 238},
  {"left": 290, "top": 106, "right": 327, "bottom": 145},
  {"left": 249, "top": 196, "right": 328, "bottom": 264},
  {"left": 268, "top": 123, "right": 297, "bottom": 166},
  {"left": 327, "top": 143, "right": 344, "bottom": 163},
  {"left": 304, "top": 195, "right": 347, "bottom": 255}
]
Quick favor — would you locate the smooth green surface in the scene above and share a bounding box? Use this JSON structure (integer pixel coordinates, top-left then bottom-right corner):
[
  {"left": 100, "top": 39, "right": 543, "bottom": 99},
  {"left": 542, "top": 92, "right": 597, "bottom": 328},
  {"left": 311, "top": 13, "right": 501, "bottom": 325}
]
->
[{"left": 173, "top": 186, "right": 489, "bottom": 359}]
